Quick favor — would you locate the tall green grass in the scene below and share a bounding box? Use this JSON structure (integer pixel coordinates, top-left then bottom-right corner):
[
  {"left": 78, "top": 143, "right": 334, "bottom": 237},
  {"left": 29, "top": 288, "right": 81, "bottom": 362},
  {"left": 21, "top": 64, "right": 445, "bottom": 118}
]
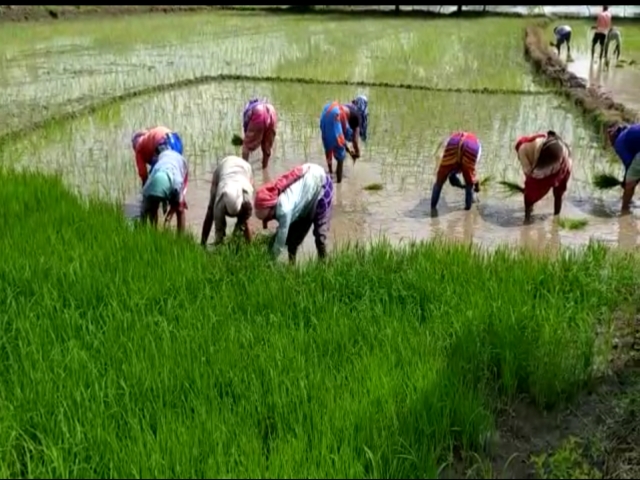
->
[{"left": 0, "top": 168, "right": 637, "bottom": 478}]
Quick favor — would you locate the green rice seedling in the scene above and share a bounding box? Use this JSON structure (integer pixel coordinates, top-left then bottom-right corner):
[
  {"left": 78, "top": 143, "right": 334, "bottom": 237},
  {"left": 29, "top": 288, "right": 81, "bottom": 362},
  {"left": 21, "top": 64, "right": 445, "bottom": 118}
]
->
[
  {"left": 479, "top": 175, "right": 493, "bottom": 186},
  {"left": 231, "top": 133, "right": 244, "bottom": 147},
  {"left": 556, "top": 217, "right": 589, "bottom": 230},
  {"left": 593, "top": 173, "right": 623, "bottom": 190},
  {"left": 0, "top": 168, "right": 637, "bottom": 478},
  {"left": 498, "top": 180, "right": 525, "bottom": 195},
  {"left": 363, "top": 182, "right": 384, "bottom": 191}
]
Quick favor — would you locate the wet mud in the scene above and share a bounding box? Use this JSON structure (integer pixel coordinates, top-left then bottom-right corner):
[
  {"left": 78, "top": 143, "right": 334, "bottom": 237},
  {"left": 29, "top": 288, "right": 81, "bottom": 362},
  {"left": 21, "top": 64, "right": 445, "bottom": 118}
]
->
[{"left": 524, "top": 24, "right": 639, "bottom": 137}]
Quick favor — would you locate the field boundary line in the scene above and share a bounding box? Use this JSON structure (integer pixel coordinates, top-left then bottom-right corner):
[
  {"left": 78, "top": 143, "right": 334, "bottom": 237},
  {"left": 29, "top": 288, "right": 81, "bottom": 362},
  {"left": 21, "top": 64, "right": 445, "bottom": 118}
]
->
[
  {"left": 523, "top": 22, "right": 640, "bottom": 145},
  {"left": 0, "top": 73, "right": 554, "bottom": 148}
]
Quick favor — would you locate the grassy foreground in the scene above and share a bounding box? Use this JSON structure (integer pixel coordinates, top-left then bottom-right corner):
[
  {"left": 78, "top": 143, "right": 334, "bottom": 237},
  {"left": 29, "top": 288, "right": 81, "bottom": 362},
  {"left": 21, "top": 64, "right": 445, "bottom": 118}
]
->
[{"left": 1, "top": 169, "right": 638, "bottom": 478}]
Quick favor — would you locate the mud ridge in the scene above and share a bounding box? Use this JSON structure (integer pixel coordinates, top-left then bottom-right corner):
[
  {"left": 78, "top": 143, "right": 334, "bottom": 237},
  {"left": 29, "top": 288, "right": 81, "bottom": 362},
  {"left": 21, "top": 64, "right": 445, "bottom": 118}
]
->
[
  {"left": 0, "top": 73, "right": 553, "bottom": 149},
  {"left": 524, "top": 23, "right": 639, "bottom": 142}
]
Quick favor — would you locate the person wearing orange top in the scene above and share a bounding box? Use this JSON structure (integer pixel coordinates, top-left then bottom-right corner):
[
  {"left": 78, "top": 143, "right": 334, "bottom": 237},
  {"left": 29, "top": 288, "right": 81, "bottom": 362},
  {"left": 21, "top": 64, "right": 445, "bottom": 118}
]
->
[
  {"left": 131, "top": 126, "right": 184, "bottom": 187},
  {"left": 591, "top": 5, "right": 612, "bottom": 62}
]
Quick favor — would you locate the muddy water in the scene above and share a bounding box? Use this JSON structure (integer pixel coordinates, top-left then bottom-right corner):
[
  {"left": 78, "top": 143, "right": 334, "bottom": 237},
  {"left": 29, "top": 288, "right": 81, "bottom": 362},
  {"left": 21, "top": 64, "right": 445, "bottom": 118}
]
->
[
  {"left": 2, "top": 79, "right": 637, "bottom": 257},
  {"left": 564, "top": 52, "right": 640, "bottom": 113}
]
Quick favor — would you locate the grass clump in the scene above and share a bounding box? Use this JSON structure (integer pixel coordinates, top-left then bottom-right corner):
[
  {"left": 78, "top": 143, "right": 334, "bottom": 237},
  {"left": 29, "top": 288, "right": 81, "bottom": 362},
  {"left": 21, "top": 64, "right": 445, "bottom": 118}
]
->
[
  {"left": 593, "top": 172, "right": 623, "bottom": 190},
  {"left": 556, "top": 217, "right": 589, "bottom": 230},
  {"left": 0, "top": 169, "right": 638, "bottom": 478},
  {"left": 363, "top": 182, "right": 384, "bottom": 191}
]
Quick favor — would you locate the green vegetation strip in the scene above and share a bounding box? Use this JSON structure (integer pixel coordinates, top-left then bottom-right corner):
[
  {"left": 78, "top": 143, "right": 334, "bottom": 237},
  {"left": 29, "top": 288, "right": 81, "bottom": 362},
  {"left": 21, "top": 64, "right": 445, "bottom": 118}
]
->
[
  {"left": 0, "top": 73, "right": 553, "bottom": 148},
  {"left": 1, "top": 168, "right": 638, "bottom": 477}
]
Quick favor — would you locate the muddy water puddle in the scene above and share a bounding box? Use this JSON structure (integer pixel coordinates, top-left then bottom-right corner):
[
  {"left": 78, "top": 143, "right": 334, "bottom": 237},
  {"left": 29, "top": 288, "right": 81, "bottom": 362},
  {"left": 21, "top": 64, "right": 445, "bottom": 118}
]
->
[
  {"left": 562, "top": 45, "right": 640, "bottom": 112},
  {"left": 3, "top": 81, "right": 638, "bottom": 256}
]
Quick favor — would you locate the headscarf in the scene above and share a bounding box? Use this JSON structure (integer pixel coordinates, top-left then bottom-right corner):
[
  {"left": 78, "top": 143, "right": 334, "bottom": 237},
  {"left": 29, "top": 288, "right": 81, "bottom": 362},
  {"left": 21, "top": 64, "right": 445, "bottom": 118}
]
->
[
  {"left": 607, "top": 124, "right": 627, "bottom": 146},
  {"left": 254, "top": 165, "right": 306, "bottom": 215},
  {"left": 352, "top": 95, "right": 368, "bottom": 142},
  {"left": 219, "top": 184, "right": 245, "bottom": 217},
  {"left": 242, "top": 98, "right": 264, "bottom": 133},
  {"left": 131, "top": 130, "right": 148, "bottom": 150}
]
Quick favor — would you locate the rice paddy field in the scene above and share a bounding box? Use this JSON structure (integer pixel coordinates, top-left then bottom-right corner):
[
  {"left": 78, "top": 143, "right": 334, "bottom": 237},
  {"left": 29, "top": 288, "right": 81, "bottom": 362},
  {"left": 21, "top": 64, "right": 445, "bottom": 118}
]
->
[{"left": 1, "top": 9, "right": 639, "bottom": 479}]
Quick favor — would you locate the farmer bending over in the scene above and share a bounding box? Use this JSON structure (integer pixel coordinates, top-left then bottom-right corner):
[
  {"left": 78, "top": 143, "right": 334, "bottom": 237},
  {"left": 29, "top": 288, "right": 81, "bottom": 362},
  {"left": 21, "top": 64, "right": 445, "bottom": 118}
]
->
[
  {"left": 604, "top": 27, "right": 622, "bottom": 65},
  {"left": 319, "top": 95, "right": 368, "bottom": 184},
  {"left": 140, "top": 148, "right": 189, "bottom": 233},
  {"left": 515, "top": 131, "right": 572, "bottom": 223},
  {"left": 240, "top": 98, "right": 278, "bottom": 170},
  {"left": 201, "top": 155, "right": 254, "bottom": 247},
  {"left": 607, "top": 124, "right": 640, "bottom": 215},
  {"left": 254, "top": 163, "right": 334, "bottom": 264},
  {"left": 551, "top": 25, "right": 572, "bottom": 60},
  {"left": 131, "top": 126, "right": 184, "bottom": 187},
  {"left": 431, "top": 131, "right": 482, "bottom": 212}
]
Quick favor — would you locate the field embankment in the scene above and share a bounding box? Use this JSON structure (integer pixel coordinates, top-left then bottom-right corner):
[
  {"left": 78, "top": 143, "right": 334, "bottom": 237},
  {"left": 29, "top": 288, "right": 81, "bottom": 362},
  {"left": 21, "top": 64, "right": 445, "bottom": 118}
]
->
[{"left": 524, "top": 24, "right": 639, "bottom": 140}]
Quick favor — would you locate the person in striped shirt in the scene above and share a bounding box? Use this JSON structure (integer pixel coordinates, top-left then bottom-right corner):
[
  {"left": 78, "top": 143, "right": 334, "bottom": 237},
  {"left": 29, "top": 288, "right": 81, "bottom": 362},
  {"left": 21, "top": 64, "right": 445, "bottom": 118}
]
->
[{"left": 430, "top": 131, "right": 482, "bottom": 212}]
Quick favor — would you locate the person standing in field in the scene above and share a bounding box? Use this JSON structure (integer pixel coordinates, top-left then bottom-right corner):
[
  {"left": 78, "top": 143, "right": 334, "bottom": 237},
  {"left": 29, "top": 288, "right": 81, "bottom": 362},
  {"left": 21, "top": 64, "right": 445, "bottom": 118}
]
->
[
  {"left": 607, "top": 124, "right": 640, "bottom": 215},
  {"left": 200, "top": 155, "right": 254, "bottom": 247},
  {"left": 254, "top": 163, "right": 334, "bottom": 263},
  {"left": 604, "top": 27, "right": 622, "bottom": 65},
  {"left": 131, "top": 126, "right": 184, "bottom": 187},
  {"left": 430, "top": 131, "right": 482, "bottom": 212},
  {"left": 319, "top": 95, "right": 368, "bottom": 184},
  {"left": 140, "top": 148, "right": 189, "bottom": 234},
  {"left": 241, "top": 98, "right": 278, "bottom": 170},
  {"left": 550, "top": 25, "right": 573, "bottom": 61},
  {"left": 591, "top": 5, "right": 612, "bottom": 62},
  {"left": 515, "top": 131, "right": 572, "bottom": 223}
]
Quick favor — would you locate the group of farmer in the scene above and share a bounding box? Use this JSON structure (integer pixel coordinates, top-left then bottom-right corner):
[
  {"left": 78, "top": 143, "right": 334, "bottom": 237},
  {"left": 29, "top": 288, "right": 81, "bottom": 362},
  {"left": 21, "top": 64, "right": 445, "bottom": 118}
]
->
[
  {"left": 131, "top": 95, "right": 640, "bottom": 261},
  {"left": 131, "top": 94, "right": 368, "bottom": 263},
  {"left": 129, "top": 4, "right": 640, "bottom": 261},
  {"left": 551, "top": 5, "right": 621, "bottom": 65}
]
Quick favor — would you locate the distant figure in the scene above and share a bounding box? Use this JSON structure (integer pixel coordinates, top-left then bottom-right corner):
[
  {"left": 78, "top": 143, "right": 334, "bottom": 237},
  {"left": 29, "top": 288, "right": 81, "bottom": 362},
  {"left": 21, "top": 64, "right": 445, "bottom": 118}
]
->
[
  {"left": 551, "top": 25, "right": 572, "bottom": 60},
  {"left": 591, "top": 5, "right": 612, "bottom": 62},
  {"left": 430, "top": 131, "right": 482, "bottom": 212},
  {"left": 607, "top": 124, "right": 640, "bottom": 215},
  {"left": 241, "top": 98, "right": 278, "bottom": 170},
  {"left": 140, "top": 149, "right": 189, "bottom": 234},
  {"left": 319, "top": 95, "right": 368, "bottom": 184},
  {"left": 200, "top": 155, "right": 254, "bottom": 247},
  {"left": 604, "top": 27, "right": 622, "bottom": 65},
  {"left": 515, "top": 131, "right": 572, "bottom": 223},
  {"left": 254, "top": 163, "right": 334, "bottom": 264},
  {"left": 131, "top": 126, "right": 183, "bottom": 187}
]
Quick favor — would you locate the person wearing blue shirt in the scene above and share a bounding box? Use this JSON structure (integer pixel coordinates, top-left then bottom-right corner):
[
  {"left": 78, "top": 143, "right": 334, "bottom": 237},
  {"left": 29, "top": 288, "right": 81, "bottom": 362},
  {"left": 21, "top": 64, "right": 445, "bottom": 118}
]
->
[{"left": 608, "top": 123, "right": 640, "bottom": 214}]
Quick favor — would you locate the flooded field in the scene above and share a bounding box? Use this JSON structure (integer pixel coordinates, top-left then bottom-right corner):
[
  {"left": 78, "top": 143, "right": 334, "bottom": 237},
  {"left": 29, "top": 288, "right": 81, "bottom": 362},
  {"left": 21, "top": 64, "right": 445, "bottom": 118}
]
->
[
  {"left": 2, "top": 10, "right": 640, "bottom": 479},
  {"left": 556, "top": 22, "right": 640, "bottom": 112},
  {"left": 0, "top": 11, "right": 636, "bottom": 256}
]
